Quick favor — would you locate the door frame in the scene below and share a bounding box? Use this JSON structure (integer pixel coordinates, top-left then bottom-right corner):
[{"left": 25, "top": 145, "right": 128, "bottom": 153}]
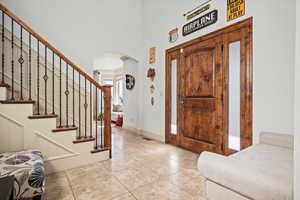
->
[{"left": 165, "top": 18, "right": 253, "bottom": 154}]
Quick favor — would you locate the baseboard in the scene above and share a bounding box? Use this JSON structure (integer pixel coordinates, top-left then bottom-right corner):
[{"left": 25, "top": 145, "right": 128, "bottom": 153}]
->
[{"left": 123, "top": 125, "right": 165, "bottom": 143}]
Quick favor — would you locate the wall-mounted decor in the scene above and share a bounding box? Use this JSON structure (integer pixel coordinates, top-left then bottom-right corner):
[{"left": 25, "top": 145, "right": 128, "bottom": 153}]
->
[
  {"left": 186, "top": 4, "right": 211, "bottom": 21},
  {"left": 150, "top": 84, "right": 155, "bottom": 94},
  {"left": 182, "top": 10, "right": 218, "bottom": 36},
  {"left": 183, "top": 0, "right": 212, "bottom": 19},
  {"left": 151, "top": 97, "right": 154, "bottom": 106},
  {"left": 227, "top": 0, "right": 245, "bottom": 21},
  {"left": 149, "top": 47, "right": 156, "bottom": 64},
  {"left": 169, "top": 28, "right": 179, "bottom": 43},
  {"left": 147, "top": 68, "right": 156, "bottom": 81},
  {"left": 125, "top": 74, "right": 135, "bottom": 90}
]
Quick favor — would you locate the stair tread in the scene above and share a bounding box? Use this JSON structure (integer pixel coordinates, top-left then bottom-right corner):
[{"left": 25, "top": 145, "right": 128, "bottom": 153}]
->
[
  {"left": 0, "top": 83, "right": 10, "bottom": 88},
  {"left": 0, "top": 100, "right": 35, "bottom": 104},
  {"left": 52, "top": 126, "right": 78, "bottom": 132},
  {"left": 91, "top": 146, "right": 111, "bottom": 154},
  {"left": 29, "top": 114, "right": 58, "bottom": 119},
  {"left": 73, "top": 137, "right": 95, "bottom": 144}
]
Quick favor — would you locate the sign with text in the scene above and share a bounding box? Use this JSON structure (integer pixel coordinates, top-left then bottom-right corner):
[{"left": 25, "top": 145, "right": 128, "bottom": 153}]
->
[
  {"left": 227, "top": 0, "right": 245, "bottom": 21},
  {"left": 182, "top": 10, "right": 218, "bottom": 37}
]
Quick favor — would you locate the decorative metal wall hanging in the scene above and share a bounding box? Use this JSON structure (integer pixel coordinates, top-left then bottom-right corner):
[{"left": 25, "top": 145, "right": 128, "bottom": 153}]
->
[
  {"left": 125, "top": 74, "right": 135, "bottom": 90},
  {"left": 150, "top": 84, "right": 155, "bottom": 94},
  {"left": 182, "top": 10, "right": 218, "bottom": 36},
  {"left": 151, "top": 97, "right": 154, "bottom": 106},
  {"left": 183, "top": 0, "right": 212, "bottom": 18},
  {"left": 169, "top": 28, "right": 179, "bottom": 43},
  {"left": 149, "top": 47, "right": 156, "bottom": 64},
  {"left": 227, "top": 0, "right": 245, "bottom": 21},
  {"left": 147, "top": 68, "right": 156, "bottom": 81},
  {"left": 186, "top": 4, "right": 211, "bottom": 21}
]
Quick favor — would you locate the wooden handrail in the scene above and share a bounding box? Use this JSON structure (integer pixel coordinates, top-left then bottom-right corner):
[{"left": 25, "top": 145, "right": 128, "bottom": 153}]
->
[{"left": 0, "top": 3, "right": 104, "bottom": 89}]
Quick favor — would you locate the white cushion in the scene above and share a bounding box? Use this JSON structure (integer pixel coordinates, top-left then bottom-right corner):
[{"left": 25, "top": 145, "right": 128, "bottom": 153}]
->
[{"left": 198, "top": 144, "right": 293, "bottom": 200}]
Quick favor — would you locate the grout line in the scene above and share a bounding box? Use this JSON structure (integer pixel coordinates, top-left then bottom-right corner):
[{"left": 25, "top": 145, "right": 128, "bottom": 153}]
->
[
  {"left": 65, "top": 171, "right": 78, "bottom": 200},
  {"left": 111, "top": 174, "right": 138, "bottom": 200}
]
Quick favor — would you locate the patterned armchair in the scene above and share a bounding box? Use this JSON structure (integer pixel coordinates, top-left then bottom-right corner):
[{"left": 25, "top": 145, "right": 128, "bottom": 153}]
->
[{"left": 0, "top": 150, "right": 45, "bottom": 200}]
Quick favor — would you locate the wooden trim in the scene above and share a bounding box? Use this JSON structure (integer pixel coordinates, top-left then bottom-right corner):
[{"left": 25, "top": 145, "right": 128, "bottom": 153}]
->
[
  {"left": 0, "top": 3, "right": 103, "bottom": 89},
  {"left": 0, "top": 83, "right": 10, "bottom": 88},
  {"left": 91, "top": 146, "right": 111, "bottom": 154},
  {"left": 0, "top": 100, "right": 35, "bottom": 104},
  {"left": 52, "top": 126, "right": 78, "bottom": 132},
  {"left": 73, "top": 137, "right": 95, "bottom": 144},
  {"left": 28, "top": 114, "right": 58, "bottom": 119},
  {"left": 103, "top": 86, "right": 112, "bottom": 148}
]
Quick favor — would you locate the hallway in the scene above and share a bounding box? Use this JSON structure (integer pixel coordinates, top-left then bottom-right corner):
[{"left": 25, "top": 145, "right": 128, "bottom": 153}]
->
[{"left": 44, "top": 127, "right": 206, "bottom": 200}]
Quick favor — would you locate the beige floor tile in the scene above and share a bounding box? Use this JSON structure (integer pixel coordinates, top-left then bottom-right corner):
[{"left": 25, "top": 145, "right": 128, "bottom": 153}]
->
[
  {"left": 45, "top": 127, "right": 206, "bottom": 200},
  {"left": 112, "top": 192, "right": 137, "bottom": 200},
  {"left": 44, "top": 187, "right": 74, "bottom": 200},
  {"left": 113, "top": 166, "right": 160, "bottom": 191},
  {"left": 131, "top": 179, "right": 195, "bottom": 200},
  {"left": 72, "top": 176, "right": 128, "bottom": 200}
]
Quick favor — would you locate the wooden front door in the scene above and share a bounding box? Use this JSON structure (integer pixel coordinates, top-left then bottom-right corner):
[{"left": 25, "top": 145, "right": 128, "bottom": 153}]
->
[
  {"left": 165, "top": 18, "right": 253, "bottom": 155},
  {"left": 178, "top": 36, "right": 224, "bottom": 154}
]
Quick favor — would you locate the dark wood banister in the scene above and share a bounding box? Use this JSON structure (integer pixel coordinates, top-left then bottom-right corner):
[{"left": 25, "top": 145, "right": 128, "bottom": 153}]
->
[{"left": 0, "top": 3, "right": 104, "bottom": 89}]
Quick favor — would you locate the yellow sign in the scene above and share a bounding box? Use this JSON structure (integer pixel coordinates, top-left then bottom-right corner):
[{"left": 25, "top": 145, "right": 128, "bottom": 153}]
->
[
  {"left": 149, "top": 47, "right": 156, "bottom": 64},
  {"left": 227, "top": 0, "right": 245, "bottom": 21}
]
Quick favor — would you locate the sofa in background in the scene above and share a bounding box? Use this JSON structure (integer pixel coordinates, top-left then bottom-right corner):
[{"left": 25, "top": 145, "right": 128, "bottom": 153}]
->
[
  {"left": 198, "top": 132, "right": 294, "bottom": 200},
  {"left": 112, "top": 104, "right": 123, "bottom": 123}
]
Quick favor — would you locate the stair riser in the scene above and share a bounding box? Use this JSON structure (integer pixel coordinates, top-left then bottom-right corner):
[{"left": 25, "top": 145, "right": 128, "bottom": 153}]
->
[
  {"left": 0, "top": 87, "right": 7, "bottom": 101},
  {"left": 0, "top": 102, "right": 109, "bottom": 174}
]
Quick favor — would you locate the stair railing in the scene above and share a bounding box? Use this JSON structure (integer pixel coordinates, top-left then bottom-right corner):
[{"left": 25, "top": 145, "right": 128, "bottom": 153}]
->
[{"left": 0, "top": 4, "right": 112, "bottom": 156}]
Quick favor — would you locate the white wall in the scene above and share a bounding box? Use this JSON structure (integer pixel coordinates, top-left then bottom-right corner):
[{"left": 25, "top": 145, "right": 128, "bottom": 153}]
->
[
  {"left": 294, "top": 0, "right": 300, "bottom": 198},
  {"left": 141, "top": 0, "right": 296, "bottom": 142},
  {"left": 0, "top": 0, "right": 143, "bottom": 74},
  {"left": 122, "top": 58, "right": 141, "bottom": 129}
]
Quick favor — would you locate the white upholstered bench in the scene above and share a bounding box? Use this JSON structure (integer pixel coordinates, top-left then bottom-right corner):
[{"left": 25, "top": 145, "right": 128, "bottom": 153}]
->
[{"left": 198, "top": 132, "right": 294, "bottom": 200}]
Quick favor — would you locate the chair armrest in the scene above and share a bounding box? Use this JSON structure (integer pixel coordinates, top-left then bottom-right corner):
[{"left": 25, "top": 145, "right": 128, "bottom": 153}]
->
[
  {"left": 198, "top": 152, "right": 288, "bottom": 200},
  {"left": 259, "top": 132, "right": 293, "bottom": 149}
]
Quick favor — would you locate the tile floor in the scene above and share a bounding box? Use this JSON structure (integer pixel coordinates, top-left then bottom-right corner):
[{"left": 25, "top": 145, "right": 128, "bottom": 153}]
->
[{"left": 44, "top": 127, "right": 207, "bottom": 200}]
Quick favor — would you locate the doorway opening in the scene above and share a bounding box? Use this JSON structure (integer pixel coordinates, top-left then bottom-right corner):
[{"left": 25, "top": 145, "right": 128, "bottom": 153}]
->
[
  {"left": 92, "top": 53, "right": 140, "bottom": 129},
  {"left": 165, "top": 18, "right": 253, "bottom": 155}
]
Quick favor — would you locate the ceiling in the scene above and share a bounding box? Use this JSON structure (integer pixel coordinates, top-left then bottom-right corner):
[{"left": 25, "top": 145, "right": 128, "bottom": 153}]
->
[{"left": 93, "top": 53, "right": 124, "bottom": 70}]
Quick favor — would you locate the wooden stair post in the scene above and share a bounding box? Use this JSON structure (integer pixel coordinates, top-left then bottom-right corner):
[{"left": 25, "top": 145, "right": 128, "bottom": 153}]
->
[{"left": 103, "top": 85, "right": 112, "bottom": 158}]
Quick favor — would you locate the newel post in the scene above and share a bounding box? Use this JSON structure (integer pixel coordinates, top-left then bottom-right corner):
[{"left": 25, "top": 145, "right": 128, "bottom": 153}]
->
[{"left": 102, "top": 85, "right": 112, "bottom": 158}]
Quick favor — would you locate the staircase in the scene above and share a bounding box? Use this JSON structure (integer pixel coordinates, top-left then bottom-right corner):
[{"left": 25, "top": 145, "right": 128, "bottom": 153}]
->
[{"left": 0, "top": 4, "right": 112, "bottom": 173}]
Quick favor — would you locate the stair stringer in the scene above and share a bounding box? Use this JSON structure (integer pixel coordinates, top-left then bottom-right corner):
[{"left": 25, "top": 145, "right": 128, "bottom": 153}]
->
[{"left": 0, "top": 87, "right": 109, "bottom": 174}]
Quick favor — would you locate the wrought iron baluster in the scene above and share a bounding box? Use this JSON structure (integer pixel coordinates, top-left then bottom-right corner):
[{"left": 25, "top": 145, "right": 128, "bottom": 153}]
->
[
  {"left": 52, "top": 52, "right": 55, "bottom": 114},
  {"left": 44, "top": 46, "right": 48, "bottom": 114},
  {"left": 100, "top": 89, "right": 103, "bottom": 147},
  {"left": 29, "top": 33, "right": 32, "bottom": 100},
  {"left": 1, "top": 11, "right": 5, "bottom": 85},
  {"left": 84, "top": 77, "right": 87, "bottom": 138},
  {"left": 78, "top": 75, "right": 81, "bottom": 138},
  {"left": 72, "top": 68, "right": 75, "bottom": 127},
  {"left": 90, "top": 82, "right": 92, "bottom": 138},
  {"left": 65, "top": 63, "right": 69, "bottom": 127},
  {"left": 59, "top": 58, "right": 62, "bottom": 127},
  {"left": 19, "top": 26, "right": 24, "bottom": 100},
  {"left": 11, "top": 19, "right": 14, "bottom": 100},
  {"left": 95, "top": 88, "right": 98, "bottom": 148},
  {"left": 37, "top": 40, "right": 40, "bottom": 114}
]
